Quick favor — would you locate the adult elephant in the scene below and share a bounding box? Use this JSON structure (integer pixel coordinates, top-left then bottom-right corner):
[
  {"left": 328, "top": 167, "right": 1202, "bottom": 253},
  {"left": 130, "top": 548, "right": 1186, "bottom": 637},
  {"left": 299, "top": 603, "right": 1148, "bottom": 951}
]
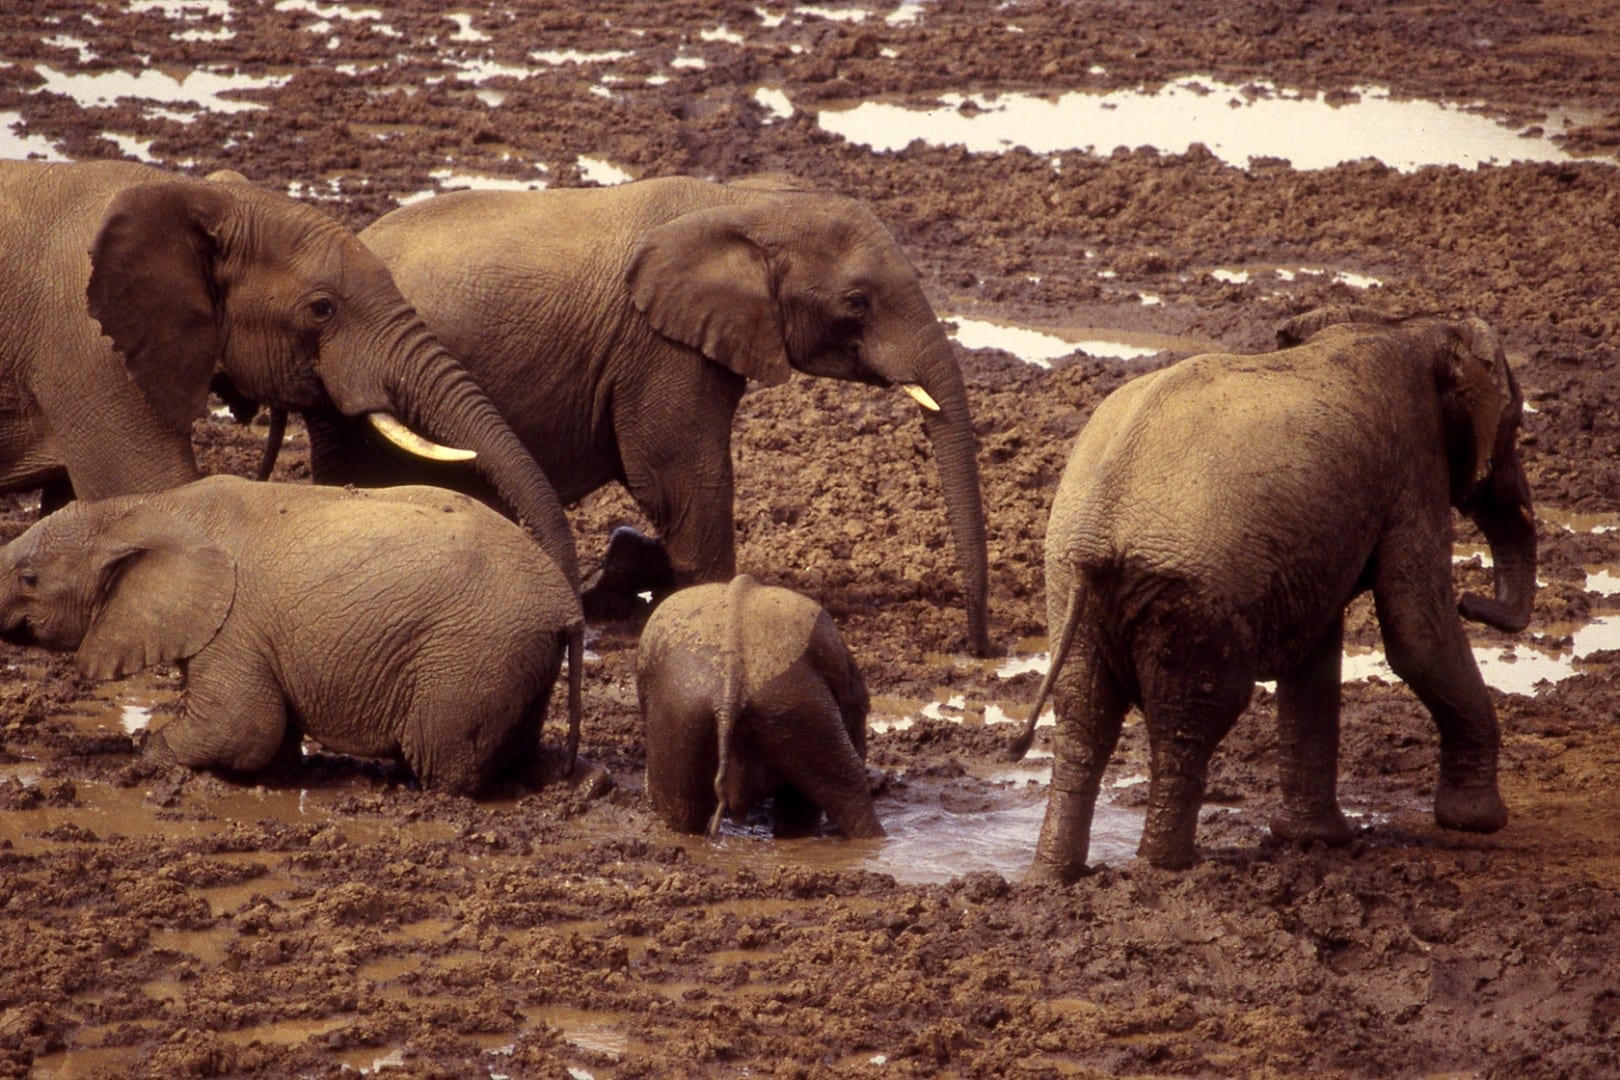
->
[
  {"left": 1009, "top": 309, "right": 1535, "bottom": 880},
  {"left": 0, "top": 159, "right": 576, "bottom": 584},
  {"left": 335, "top": 175, "right": 990, "bottom": 655}
]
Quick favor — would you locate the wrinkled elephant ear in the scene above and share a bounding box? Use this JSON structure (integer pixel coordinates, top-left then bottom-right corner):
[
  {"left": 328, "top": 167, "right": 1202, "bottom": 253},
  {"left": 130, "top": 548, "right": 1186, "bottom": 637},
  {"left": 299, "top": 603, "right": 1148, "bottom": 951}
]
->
[
  {"left": 87, "top": 180, "right": 228, "bottom": 435},
  {"left": 77, "top": 506, "right": 236, "bottom": 681},
  {"left": 627, "top": 207, "right": 792, "bottom": 386},
  {"left": 1438, "top": 318, "right": 1511, "bottom": 493}
]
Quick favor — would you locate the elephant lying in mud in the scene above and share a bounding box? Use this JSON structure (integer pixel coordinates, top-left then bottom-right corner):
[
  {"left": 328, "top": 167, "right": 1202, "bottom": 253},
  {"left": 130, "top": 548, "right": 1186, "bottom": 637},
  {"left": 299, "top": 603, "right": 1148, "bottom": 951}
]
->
[
  {"left": 636, "top": 576, "right": 884, "bottom": 838},
  {"left": 1010, "top": 308, "right": 1536, "bottom": 880},
  {"left": 0, "top": 476, "right": 587, "bottom": 795},
  {"left": 0, "top": 159, "right": 577, "bottom": 585},
  {"left": 310, "top": 175, "right": 991, "bottom": 655}
]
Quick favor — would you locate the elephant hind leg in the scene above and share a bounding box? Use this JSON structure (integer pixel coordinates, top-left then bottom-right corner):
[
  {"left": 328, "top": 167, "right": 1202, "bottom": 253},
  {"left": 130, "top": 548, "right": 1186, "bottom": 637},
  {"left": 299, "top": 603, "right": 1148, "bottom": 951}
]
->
[
  {"left": 1028, "top": 633, "right": 1128, "bottom": 885},
  {"left": 1134, "top": 637, "right": 1256, "bottom": 871},
  {"left": 1271, "top": 614, "right": 1353, "bottom": 846}
]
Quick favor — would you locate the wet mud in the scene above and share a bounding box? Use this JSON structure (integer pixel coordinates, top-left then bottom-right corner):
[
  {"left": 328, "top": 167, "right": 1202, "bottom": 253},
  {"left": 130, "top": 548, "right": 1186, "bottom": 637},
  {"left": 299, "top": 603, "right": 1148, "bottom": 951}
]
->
[{"left": 3, "top": 2, "right": 1620, "bottom": 1077}]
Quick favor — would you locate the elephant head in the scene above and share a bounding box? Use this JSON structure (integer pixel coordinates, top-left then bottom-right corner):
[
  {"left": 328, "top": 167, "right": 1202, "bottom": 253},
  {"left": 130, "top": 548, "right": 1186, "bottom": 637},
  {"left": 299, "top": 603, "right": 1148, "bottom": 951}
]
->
[
  {"left": 626, "top": 178, "right": 991, "bottom": 655},
  {"left": 84, "top": 178, "right": 578, "bottom": 585},
  {"left": 0, "top": 500, "right": 234, "bottom": 680},
  {"left": 1282, "top": 307, "right": 1536, "bottom": 633}
]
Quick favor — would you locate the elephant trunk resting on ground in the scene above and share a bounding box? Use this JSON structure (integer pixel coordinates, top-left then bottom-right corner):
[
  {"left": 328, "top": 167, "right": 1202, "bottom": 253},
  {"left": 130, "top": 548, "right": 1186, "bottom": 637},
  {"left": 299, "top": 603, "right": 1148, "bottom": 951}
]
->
[
  {"left": 1010, "top": 308, "right": 1535, "bottom": 881},
  {"left": 0, "top": 476, "right": 586, "bottom": 795}
]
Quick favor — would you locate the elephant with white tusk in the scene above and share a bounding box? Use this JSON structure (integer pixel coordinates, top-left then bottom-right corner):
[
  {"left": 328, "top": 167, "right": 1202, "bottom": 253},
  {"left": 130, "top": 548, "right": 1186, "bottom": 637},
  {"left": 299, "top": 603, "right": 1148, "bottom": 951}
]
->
[
  {"left": 1011, "top": 309, "right": 1536, "bottom": 880},
  {"left": 0, "top": 476, "right": 589, "bottom": 795},
  {"left": 315, "top": 175, "right": 991, "bottom": 655},
  {"left": 0, "top": 160, "right": 577, "bottom": 586}
]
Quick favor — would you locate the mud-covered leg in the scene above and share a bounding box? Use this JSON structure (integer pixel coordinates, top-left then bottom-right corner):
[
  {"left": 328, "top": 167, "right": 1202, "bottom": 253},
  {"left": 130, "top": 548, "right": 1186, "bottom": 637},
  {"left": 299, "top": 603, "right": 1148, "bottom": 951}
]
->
[
  {"left": 146, "top": 653, "right": 290, "bottom": 776},
  {"left": 751, "top": 670, "right": 883, "bottom": 839},
  {"left": 1270, "top": 614, "right": 1354, "bottom": 845},
  {"left": 1027, "top": 637, "right": 1127, "bottom": 885},
  {"left": 1375, "top": 589, "right": 1507, "bottom": 833},
  {"left": 1135, "top": 643, "right": 1254, "bottom": 870}
]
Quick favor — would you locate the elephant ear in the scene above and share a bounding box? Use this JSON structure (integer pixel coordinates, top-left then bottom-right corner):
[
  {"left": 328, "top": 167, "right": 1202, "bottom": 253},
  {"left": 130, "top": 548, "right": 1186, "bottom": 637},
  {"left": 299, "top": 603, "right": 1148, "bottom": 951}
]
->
[
  {"left": 627, "top": 207, "right": 792, "bottom": 386},
  {"left": 87, "top": 181, "right": 229, "bottom": 435},
  {"left": 77, "top": 505, "right": 236, "bottom": 681},
  {"left": 1437, "top": 317, "right": 1510, "bottom": 493}
]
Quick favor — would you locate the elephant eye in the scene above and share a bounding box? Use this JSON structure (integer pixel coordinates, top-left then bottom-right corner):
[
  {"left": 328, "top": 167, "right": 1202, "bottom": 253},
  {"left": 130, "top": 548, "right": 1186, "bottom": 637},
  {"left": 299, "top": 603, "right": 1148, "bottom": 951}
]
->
[
  {"left": 18, "top": 568, "right": 37, "bottom": 589},
  {"left": 843, "top": 290, "right": 871, "bottom": 318},
  {"left": 309, "top": 297, "right": 337, "bottom": 322}
]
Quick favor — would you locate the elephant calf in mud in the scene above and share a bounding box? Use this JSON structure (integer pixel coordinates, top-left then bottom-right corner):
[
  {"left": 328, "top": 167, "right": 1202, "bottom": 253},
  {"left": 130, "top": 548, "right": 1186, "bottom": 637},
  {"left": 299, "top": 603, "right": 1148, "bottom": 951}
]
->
[
  {"left": 636, "top": 576, "right": 884, "bottom": 838},
  {"left": 0, "top": 476, "right": 587, "bottom": 795},
  {"left": 1010, "top": 308, "right": 1536, "bottom": 880}
]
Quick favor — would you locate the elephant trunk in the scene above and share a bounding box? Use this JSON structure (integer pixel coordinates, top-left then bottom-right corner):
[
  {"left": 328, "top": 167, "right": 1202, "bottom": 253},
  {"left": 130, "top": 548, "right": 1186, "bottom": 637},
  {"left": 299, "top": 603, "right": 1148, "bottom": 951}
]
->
[
  {"left": 384, "top": 331, "right": 581, "bottom": 588},
  {"left": 911, "top": 334, "right": 992, "bottom": 658},
  {"left": 1460, "top": 449, "right": 1536, "bottom": 633}
]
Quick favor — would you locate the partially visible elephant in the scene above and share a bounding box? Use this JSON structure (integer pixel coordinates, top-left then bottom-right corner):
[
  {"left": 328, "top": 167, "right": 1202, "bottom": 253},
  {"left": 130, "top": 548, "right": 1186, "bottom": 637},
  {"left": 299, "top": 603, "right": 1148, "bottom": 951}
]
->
[
  {"left": 0, "top": 476, "right": 586, "bottom": 795},
  {"left": 1009, "top": 309, "right": 1535, "bottom": 880},
  {"left": 636, "top": 575, "right": 884, "bottom": 838},
  {"left": 0, "top": 159, "right": 576, "bottom": 584},
  {"left": 326, "top": 175, "right": 990, "bottom": 654}
]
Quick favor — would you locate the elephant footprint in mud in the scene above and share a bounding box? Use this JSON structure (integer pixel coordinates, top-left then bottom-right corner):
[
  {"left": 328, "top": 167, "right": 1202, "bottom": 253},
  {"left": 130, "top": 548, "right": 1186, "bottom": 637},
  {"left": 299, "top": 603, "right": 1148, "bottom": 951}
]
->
[
  {"left": 636, "top": 576, "right": 884, "bottom": 838},
  {"left": 320, "top": 175, "right": 990, "bottom": 655},
  {"left": 0, "top": 476, "right": 590, "bottom": 796},
  {"left": 1011, "top": 308, "right": 1535, "bottom": 880}
]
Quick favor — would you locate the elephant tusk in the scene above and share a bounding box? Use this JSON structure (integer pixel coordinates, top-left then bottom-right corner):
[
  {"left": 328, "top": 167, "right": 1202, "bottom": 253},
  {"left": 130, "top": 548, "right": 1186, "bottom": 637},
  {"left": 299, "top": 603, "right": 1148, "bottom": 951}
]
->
[
  {"left": 366, "top": 412, "right": 477, "bottom": 463},
  {"left": 902, "top": 383, "right": 941, "bottom": 412}
]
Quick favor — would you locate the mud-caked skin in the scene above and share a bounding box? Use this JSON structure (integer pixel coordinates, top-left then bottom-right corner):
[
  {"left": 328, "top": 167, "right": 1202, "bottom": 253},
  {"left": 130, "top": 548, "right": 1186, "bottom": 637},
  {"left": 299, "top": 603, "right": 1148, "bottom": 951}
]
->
[
  {"left": 636, "top": 575, "right": 883, "bottom": 838},
  {"left": 348, "top": 175, "right": 991, "bottom": 656},
  {"left": 0, "top": 476, "right": 585, "bottom": 795},
  {"left": 1010, "top": 308, "right": 1536, "bottom": 881},
  {"left": 0, "top": 159, "right": 576, "bottom": 585}
]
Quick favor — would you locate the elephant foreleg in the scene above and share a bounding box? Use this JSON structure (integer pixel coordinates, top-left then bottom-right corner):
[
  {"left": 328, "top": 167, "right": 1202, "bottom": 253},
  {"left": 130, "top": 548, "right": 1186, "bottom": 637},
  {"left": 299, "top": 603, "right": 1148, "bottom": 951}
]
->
[
  {"left": 148, "top": 654, "right": 291, "bottom": 776},
  {"left": 1374, "top": 582, "right": 1507, "bottom": 834},
  {"left": 1270, "top": 615, "right": 1354, "bottom": 845},
  {"left": 1028, "top": 635, "right": 1127, "bottom": 885}
]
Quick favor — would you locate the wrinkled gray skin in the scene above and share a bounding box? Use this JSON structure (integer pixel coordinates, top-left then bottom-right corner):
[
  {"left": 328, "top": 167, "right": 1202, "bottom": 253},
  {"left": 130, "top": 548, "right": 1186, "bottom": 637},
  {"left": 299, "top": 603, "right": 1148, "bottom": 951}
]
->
[
  {"left": 0, "top": 160, "right": 577, "bottom": 586},
  {"left": 0, "top": 476, "right": 585, "bottom": 795},
  {"left": 636, "top": 575, "right": 883, "bottom": 838},
  {"left": 331, "top": 175, "right": 989, "bottom": 654},
  {"left": 1011, "top": 309, "right": 1535, "bottom": 880}
]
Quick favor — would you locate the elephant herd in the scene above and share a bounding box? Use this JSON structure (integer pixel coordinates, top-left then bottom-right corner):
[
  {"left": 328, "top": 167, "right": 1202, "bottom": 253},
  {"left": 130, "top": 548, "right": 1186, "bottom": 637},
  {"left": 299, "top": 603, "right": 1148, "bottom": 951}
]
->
[{"left": 0, "top": 159, "right": 1536, "bottom": 881}]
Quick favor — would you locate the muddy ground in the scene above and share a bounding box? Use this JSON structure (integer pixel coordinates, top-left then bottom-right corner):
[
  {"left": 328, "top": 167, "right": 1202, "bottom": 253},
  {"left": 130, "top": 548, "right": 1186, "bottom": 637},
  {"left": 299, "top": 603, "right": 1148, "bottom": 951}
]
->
[{"left": 3, "top": 1, "right": 1620, "bottom": 1077}]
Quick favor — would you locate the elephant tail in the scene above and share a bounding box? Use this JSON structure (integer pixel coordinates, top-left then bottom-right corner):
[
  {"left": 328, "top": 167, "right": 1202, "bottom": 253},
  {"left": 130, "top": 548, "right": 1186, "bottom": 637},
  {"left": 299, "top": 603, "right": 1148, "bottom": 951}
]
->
[
  {"left": 1006, "top": 584, "right": 1086, "bottom": 762},
  {"left": 707, "top": 574, "right": 755, "bottom": 836},
  {"left": 564, "top": 619, "right": 584, "bottom": 777},
  {"left": 255, "top": 408, "right": 287, "bottom": 481}
]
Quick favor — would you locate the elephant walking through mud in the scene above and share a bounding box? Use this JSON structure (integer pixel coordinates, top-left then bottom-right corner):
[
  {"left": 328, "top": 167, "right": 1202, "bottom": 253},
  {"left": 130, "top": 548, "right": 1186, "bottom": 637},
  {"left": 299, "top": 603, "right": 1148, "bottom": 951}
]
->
[
  {"left": 1010, "top": 308, "right": 1536, "bottom": 881},
  {"left": 315, "top": 175, "right": 991, "bottom": 655}
]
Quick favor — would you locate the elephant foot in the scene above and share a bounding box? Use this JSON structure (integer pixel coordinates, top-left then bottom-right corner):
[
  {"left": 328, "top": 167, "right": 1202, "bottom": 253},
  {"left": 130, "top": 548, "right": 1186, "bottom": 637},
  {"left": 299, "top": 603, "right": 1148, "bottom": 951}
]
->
[
  {"left": 1137, "top": 836, "right": 1199, "bottom": 871},
  {"left": 1269, "top": 804, "right": 1354, "bottom": 846},
  {"left": 141, "top": 725, "right": 179, "bottom": 768},
  {"left": 1434, "top": 781, "right": 1508, "bottom": 834},
  {"left": 582, "top": 527, "right": 677, "bottom": 621}
]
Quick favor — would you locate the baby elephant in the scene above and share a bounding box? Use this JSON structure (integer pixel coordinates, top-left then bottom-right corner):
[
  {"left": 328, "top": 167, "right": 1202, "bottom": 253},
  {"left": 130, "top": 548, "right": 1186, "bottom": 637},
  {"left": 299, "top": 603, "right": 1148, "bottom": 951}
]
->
[
  {"left": 636, "top": 576, "right": 883, "bottom": 838},
  {"left": 0, "top": 476, "right": 583, "bottom": 795}
]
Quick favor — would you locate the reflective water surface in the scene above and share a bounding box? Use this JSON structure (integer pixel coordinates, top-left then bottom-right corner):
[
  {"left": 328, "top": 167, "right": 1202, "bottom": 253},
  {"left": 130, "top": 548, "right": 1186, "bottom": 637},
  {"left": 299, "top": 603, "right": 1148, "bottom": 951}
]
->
[{"left": 817, "top": 76, "right": 1599, "bottom": 172}]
